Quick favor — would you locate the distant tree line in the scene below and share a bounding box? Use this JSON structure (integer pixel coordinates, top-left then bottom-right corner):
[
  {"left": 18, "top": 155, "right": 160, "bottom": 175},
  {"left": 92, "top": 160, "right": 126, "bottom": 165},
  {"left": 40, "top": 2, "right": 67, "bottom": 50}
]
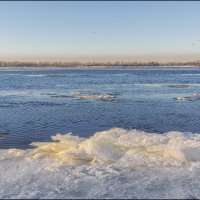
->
[{"left": 0, "top": 60, "right": 200, "bottom": 68}]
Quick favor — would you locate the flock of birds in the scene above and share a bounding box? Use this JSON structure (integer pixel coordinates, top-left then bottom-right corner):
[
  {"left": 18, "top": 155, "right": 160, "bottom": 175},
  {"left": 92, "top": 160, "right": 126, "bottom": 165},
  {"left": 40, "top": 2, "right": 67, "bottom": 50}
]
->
[
  {"left": 91, "top": 31, "right": 199, "bottom": 47},
  {"left": 192, "top": 40, "right": 200, "bottom": 46}
]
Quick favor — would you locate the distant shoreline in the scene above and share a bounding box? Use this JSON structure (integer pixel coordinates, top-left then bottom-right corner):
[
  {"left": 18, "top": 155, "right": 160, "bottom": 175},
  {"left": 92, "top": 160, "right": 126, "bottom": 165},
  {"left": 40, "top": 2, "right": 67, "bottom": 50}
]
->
[
  {"left": 0, "top": 60, "right": 200, "bottom": 69},
  {"left": 0, "top": 66, "right": 200, "bottom": 70}
]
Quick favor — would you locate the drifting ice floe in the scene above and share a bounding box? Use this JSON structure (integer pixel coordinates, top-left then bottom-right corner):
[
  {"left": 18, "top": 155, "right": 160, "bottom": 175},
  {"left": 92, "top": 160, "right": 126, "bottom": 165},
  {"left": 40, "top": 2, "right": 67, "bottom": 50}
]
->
[
  {"left": 26, "top": 74, "right": 65, "bottom": 77},
  {"left": 69, "top": 91, "right": 115, "bottom": 101},
  {"left": 3, "top": 91, "right": 31, "bottom": 97},
  {"left": 176, "top": 93, "right": 200, "bottom": 101}
]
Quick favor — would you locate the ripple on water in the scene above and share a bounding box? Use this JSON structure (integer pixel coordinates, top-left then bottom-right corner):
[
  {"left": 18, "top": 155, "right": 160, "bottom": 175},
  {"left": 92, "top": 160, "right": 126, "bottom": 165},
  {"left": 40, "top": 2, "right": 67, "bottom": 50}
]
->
[
  {"left": 165, "top": 84, "right": 190, "bottom": 88},
  {"left": 0, "top": 126, "right": 9, "bottom": 141}
]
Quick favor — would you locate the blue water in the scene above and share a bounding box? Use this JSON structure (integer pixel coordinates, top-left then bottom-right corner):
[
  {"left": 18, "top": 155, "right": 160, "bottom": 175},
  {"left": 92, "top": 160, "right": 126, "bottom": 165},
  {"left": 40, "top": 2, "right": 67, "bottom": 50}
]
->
[{"left": 1, "top": 67, "right": 200, "bottom": 149}]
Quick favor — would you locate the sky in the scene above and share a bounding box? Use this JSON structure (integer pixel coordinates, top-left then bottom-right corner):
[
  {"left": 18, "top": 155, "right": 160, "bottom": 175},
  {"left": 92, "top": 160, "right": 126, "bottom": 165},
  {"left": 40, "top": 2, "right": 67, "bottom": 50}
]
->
[{"left": 0, "top": 1, "right": 200, "bottom": 62}]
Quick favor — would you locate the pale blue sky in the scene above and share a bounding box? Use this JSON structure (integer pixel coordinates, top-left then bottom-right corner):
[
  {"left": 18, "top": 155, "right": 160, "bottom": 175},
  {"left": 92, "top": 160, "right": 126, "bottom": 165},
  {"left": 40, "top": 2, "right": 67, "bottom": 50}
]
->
[{"left": 0, "top": 1, "right": 200, "bottom": 62}]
